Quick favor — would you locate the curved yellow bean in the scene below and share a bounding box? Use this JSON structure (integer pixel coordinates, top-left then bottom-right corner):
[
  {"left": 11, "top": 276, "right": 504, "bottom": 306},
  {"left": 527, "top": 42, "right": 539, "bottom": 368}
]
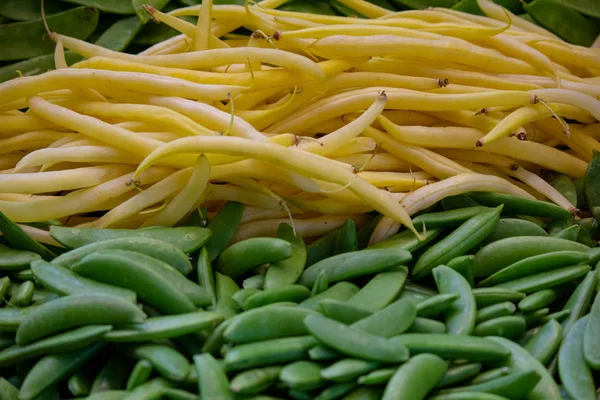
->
[
  {"left": 334, "top": 153, "right": 416, "bottom": 172},
  {"left": 0, "top": 115, "right": 62, "bottom": 134},
  {"left": 0, "top": 131, "right": 70, "bottom": 156},
  {"left": 475, "top": 0, "right": 559, "bottom": 39},
  {"left": 14, "top": 146, "right": 141, "bottom": 171}
]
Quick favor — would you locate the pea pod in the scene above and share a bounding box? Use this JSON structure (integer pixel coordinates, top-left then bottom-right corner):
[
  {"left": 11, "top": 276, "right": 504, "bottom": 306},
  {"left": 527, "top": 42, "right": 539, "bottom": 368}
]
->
[
  {"left": 561, "top": 271, "right": 597, "bottom": 337},
  {"left": 0, "top": 378, "right": 19, "bottom": 400},
  {"left": 473, "top": 316, "right": 526, "bottom": 340},
  {"left": 484, "top": 218, "right": 548, "bottom": 244},
  {"left": 346, "top": 266, "right": 407, "bottom": 312},
  {"left": 583, "top": 290, "right": 600, "bottom": 369},
  {"left": 94, "top": 16, "right": 144, "bottom": 52},
  {"left": 124, "top": 377, "right": 172, "bottom": 400},
  {"left": 217, "top": 237, "right": 292, "bottom": 280},
  {"left": 68, "top": 373, "right": 90, "bottom": 397},
  {"left": 436, "top": 363, "right": 483, "bottom": 388},
  {"left": 194, "top": 353, "right": 233, "bottom": 400},
  {"left": 0, "top": 244, "right": 40, "bottom": 270},
  {"left": 553, "top": 225, "right": 581, "bottom": 241},
  {"left": 0, "top": 276, "right": 9, "bottom": 303},
  {"left": 306, "top": 229, "right": 338, "bottom": 268},
  {"left": 224, "top": 336, "right": 318, "bottom": 371},
  {"left": 524, "top": 319, "right": 562, "bottom": 365},
  {"left": 52, "top": 237, "right": 192, "bottom": 275},
  {"left": 311, "top": 271, "right": 329, "bottom": 296},
  {"left": 0, "top": 51, "right": 82, "bottom": 84},
  {"left": 299, "top": 247, "right": 412, "bottom": 287},
  {"left": 129, "top": 344, "right": 190, "bottom": 382},
  {"left": 9, "top": 280, "right": 34, "bottom": 307},
  {"left": 333, "top": 219, "right": 357, "bottom": 255},
  {"left": 469, "top": 367, "right": 511, "bottom": 385},
  {"left": 0, "top": 211, "right": 55, "bottom": 260},
  {"left": 309, "top": 345, "right": 342, "bottom": 361},
  {"left": 408, "top": 317, "right": 447, "bottom": 334},
  {"left": 495, "top": 264, "right": 590, "bottom": 294},
  {"left": 429, "top": 393, "right": 511, "bottom": 400},
  {"left": 63, "top": 0, "right": 136, "bottom": 14},
  {"left": 476, "top": 302, "right": 516, "bottom": 323},
  {"left": 319, "top": 299, "right": 372, "bottom": 325},
  {"left": 230, "top": 366, "right": 282, "bottom": 395},
  {"left": 468, "top": 192, "right": 571, "bottom": 219},
  {"left": 349, "top": 299, "right": 416, "bottom": 338},
  {"left": 525, "top": 308, "right": 550, "bottom": 328},
  {"left": 447, "top": 255, "right": 475, "bottom": 287},
  {"left": 411, "top": 206, "right": 492, "bottom": 229},
  {"left": 392, "top": 334, "right": 509, "bottom": 361},
  {"left": 382, "top": 354, "right": 447, "bottom": 400},
  {"left": 473, "top": 237, "right": 589, "bottom": 278},
  {"left": 215, "top": 273, "right": 240, "bottom": 320},
  {"left": 546, "top": 174, "right": 578, "bottom": 208},
  {"left": 50, "top": 226, "right": 211, "bottom": 254},
  {"left": 280, "top": 361, "right": 326, "bottom": 391},
  {"left": 304, "top": 314, "right": 409, "bottom": 363},
  {"left": 518, "top": 287, "right": 567, "bottom": 312},
  {"left": 341, "top": 387, "right": 383, "bottom": 400},
  {"left": 265, "top": 224, "right": 307, "bottom": 289},
  {"left": 558, "top": 316, "right": 595, "bottom": 400},
  {"left": 126, "top": 360, "right": 153, "bottom": 391},
  {"left": 0, "top": 325, "right": 111, "bottom": 367},
  {"left": 0, "top": 0, "right": 69, "bottom": 21},
  {"left": 244, "top": 285, "right": 310, "bottom": 310},
  {"left": 205, "top": 201, "right": 244, "bottom": 261},
  {"left": 73, "top": 250, "right": 196, "bottom": 314},
  {"left": 473, "top": 288, "right": 526, "bottom": 308},
  {"left": 356, "top": 215, "right": 383, "bottom": 250},
  {"left": 368, "top": 227, "right": 442, "bottom": 252},
  {"left": 90, "top": 356, "right": 130, "bottom": 393},
  {"left": 416, "top": 293, "right": 460, "bottom": 318},
  {"left": 243, "top": 274, "right": 265, "bottom": 290},
  {"left": 0, "top": 7, "right": 99, "bottom": 61},
  {"left": 441, "top": 194, "right": 480, "bottom": 210},
  {"left": 413, "top": 207, "right": 501, "bottom": 279},
  {"left": 16, "top": 293, "right": 145, "bottom": 345},
  {"left": 433, "top": 265, "right": 476, "bottom": 335},
  {"left": 478, "top": 251, "right": 589, "bottom": 287},
  {"left": 233, "top": 288, "right": 261, "bottom": 309},
  {"left": 440, "top": 369, "right": 541, "bottom": 400},
  {"left": 358, "top": 368, "right": 397, "bottom": 386}
]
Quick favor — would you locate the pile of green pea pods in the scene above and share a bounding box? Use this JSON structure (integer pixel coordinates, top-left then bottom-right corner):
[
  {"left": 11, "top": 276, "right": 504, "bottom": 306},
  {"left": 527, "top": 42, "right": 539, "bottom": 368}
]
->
[
  {"left": 0, "top": 153, "right": 599, "bottom": 400},
  {"left": 1, "top": 0, "right": 599, "bottom": 83}
]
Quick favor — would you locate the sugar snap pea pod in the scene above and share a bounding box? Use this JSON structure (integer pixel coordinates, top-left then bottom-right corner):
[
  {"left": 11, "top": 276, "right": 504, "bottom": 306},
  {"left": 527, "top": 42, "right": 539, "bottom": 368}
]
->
[
  {"left": 306, "top": 229, "right": 338, "bottom": 268},
  {"left": 0, "top": 244, "right": 40, "bottom": 270},
  {"left": 233, "top": 288, "right": 261, "bottom": 309},
  {"left": 496, "top": 265, "right": 590, "bottom": 294},
  {"left": 342, "top": 387, "right": 383, "bottom": 400},
  {"left": 352, "top": 299, "right": 416, "bottom": 337},
  {"left": 300, "top": 282, "right": 359, "bottom": 311},
  {"left": 299, "top": 248, "right": 412, "bottom": 287},
  {"left": 440, "top": 194, "right": 480, "bottom": 210},
  {"left": 196, "top": 247, "right": 217, "bottom": 308},
  {"left": 68, "top": 373, "right": 90, "bottom": 397},
  {"left": 440, "top": 369, "right": 541, "bottom": 399},
  {"left": 584, "top": 150, "right": 600, "bottom": 210},
  {"left": 11, "top": 284, "right": 57, "bottom": 305},
  {"left": 215, "top": 272, "right": 240, "bottom": 319},
  {"left": 85, "top": 390, "right": 129, "bottom": 400},
  {"left": 472, "top": 288, "right": 525, "bottom": 308},
  {"left": 217, "top": 238, "right": 292, "bottom": 280},
  {"left": 0, "top": 0, "right": 69, "bottom": 20},
  {"left": 224, "top": 336, "right": 318, "bottom": 371},
  {"left": 16, "top": 293, "right": 145, "bottom": 345},
  {"left": 412, "top": 207, "right": 492, "bottom": 230},
  {"left": 72, "top": 251, "right": 196, "bottom": 314},
  {"left": 31, "top": 260, "right": 137, "bottom": 301},
  {"left": 473, "top": 315, "right": 526, "bottom": 340},
  {"left": 576, "top": 224, "right": 596, "bottom": 248},
  {"left": 230, "top": 366, "right": 282, "bottom": 395},
  {"left": 356, "top": 215, "right": 383, "bottom": 250},
  {"left": 0, "top": 276, "right": 9, "bottom": 302},
  {"left": 104, "top": 311, "right": 222, "bottom": 342},
  {"left": 0, "top": 306, "right": 38, "bottom": 332},
  {"left": 311, "top": 271, "right": 328, "bottom": 296},
  {"left": 524, "top": 319, "right": 562, "bottom": 365},
  {"left": 243, "top": 274, "right": 265, "bottom": 290},
  {"left": 473, "top": 237, "right": 589, "bottom": 278},
  {"left": 382, "top": 353, "right": 447, "bottom": 400},
  {"left": 519, "top": 287, "right": 568, "bottom": 312},
  {"left": 476, "top": 302, "right": 516, "bottom": 324},
  {"left": 0, "top": 6, "right": 98, "bottom": 62},
  {"left": 553, "top": 225, "right": 581, "bottom": 242},
  {"left": 0, "top": 378, "right": 19, "bottom": 400},
  {"left": 414, "top": 207, "right": 502, "bottom": 279},
  {"left": 468, "top": 192, "right": 572, "bottom": 219},
  {"left": 447, "top": 255, "right": 475, "bottom": 287},
  {"left": 405, "top": 281, "right": 437, "bottom": 296},
  {"left": 358, "top": 368, "right": 396, "bottom": 386},
  {"left": 128, "top": 344, "right": 190, "bottom": 382},
  {"left": 0, "top": 212, "right": 55, "bottom": 261},
  {"left": 436, "top": 363, "right": 482, "bottom": 388},
  {"left": 541, "top": 309, "right": 570, "bottom": 324},
  {"left": 368, "top": 227, "right": 442, "bottom": 252},
  {"left": 316, "top": 382, "right": 358, "bottom": 400},
  {"left": 52, "top": 237, "right": 192, "bottom": 275},
  {"left": 94, "top": 16, "right": 143, "bottom": 52},
  {"left": 469, "top": 367, "right": 511, "bottom": 385},
  {"left": 319, "top": 299, "right": 372, "bottom": 325},
  {"left": 333, "top": 220, "right": 357, "bottom": 255},
  {"left": 561, "top": 271, "right": 596, "bottom": 337},
  {"left": 346, "top": 267, "right": 407, "bottom": 313},
  {"left": 201, "top": 319, "right": 230, "bottom": 355},
  {"left": 305, "top": 314, "right": 409, "bottom": 363},
  {"left": 321, "top": 358, "right": 381, "bottom": 382},
  {"left": 90, "top": 356, "right": 131, "bottom": 393},
  {"left": 0, "top": 325, "right": 111, "bottom": 367},
  {"left": 479, "top": 251, "right": 589, "bottom": 288},
  {"left": 244, "top": 285, "right": 311, "bottom": 310},
  {"left": 558, "top": 316, "right": 595, "bottom": 400},
  {"left": 9, "top": 280, "right": 34, "bottom": 307},
  {"left": 163, "top": 388, "right": 197, "bottom": 400},
  {"left": 433, "top": 265, "right": 476, "bottom": 335},
  {"left": 0, "top": 51, "right": 81, "bottom": 83},
  {"left": 265, "top": 224, "right": 307, "bottom": 289},
  {"left": 63, "top": 0, "right": 136, "bottom": 14},
  {"left": 525, "top": 308, "right": 550, "bottom": 329},
  {"left": 280, "top": 361, "right": 325, "bottom": 391},
  {"left": 408, "top": 317, "right": 447, "bottom": 334},
  {"left": 50, "top": 226, "right": 211, "bottom": 254},
  {"left": 0, "top": 333, "right": 13, "bottom": 350},
  {"left": 309, "top": 345, "right": 342, "bottom": 361},
  {"left": 488, "top": 336, "right": 561, "bottom": 400},
  {"left": 19, "top": 342, "right": 103, "bottom": 400},
  {"left": 397, "top": 289, "right": 430, "bottom": 305},
  {"left": 584, "top": 290, "right": 600, "bottom": 369},
  {"left": 416, "top": 293, "right": 460, "bottom": 318},
  {"left": 430, "top": 393, "right": 510, "bottom": 400},
  {"left": 483, "top": 218, "right": 548, "bottom": 245},
  {"left": 548, "top": 174, "right": 578, "bottom": 208},
  {"left": 204, "top": 202, "right": 244, "bottom": 262},
  {"left": 126, "top": 360, "right": 153, "bottom": 391},
  {"left": 123, "top": 377, "right": 172, "bottom": 400},
  {"left": 194, "top": 353, "right": 233, "bottom": 400},
  {"left": 393, "top": 333, "right": 509, "bottom": 361},
  {"left": 11, "top": 268, "right": 33, "bottom": 281}
]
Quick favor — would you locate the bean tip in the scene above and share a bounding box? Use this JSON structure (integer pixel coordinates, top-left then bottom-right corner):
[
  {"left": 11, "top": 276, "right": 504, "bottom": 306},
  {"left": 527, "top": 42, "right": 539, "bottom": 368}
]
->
[
  {"left": 474, "top": 140, "right": 483, "bottom": 147},
  {"left": 516, "top": 131, "right": 527, "bottom": 141}
]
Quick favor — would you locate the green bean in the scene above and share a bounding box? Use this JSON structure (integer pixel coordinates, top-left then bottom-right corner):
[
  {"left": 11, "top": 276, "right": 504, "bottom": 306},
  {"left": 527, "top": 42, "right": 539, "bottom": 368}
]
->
[
  {"left": 382, "top": 353, "right": 447, "bottom": 400},
  {"left": 440, "top": 370, "right": 541, "bottom": 399},
  {"left": 194, "top": 353, "right": 233, "bottom": 400},
  {"left": 205, "top": 202, "right": 244, "bottom": 261},
  {"left": 19, "top": 342, "right": 103, "bottom": 400},
  {"left": 469, "top": 192, "right": 572, "bottom": 219},
  {"left": 0, "top": 211, "right": 55, "bottom": 261},
  {"left": 129, "top": 344, "right": 190, "bottom": 382},
  {"left": 304, "top": 314, "right": 409, "bottom": 363},
  {"left": 435, "top": 363, "right": 483, "bottom": 388},
  {"left": 299, "top": 248, "right": 412, "bottom": 287},
  {"left": 215, "top": 272, "right": 240, "bottom": 319},
  {"left": 433, "top": 265, "right": 476, "bottom": 335},
  {"left": 321, "top": 358, "right": 381, "bottom": 382},
  {"left": 473, "top": 288, "right": 526, "bottom": 308},
  {"left": 126, "top": 360, "right": 153, "bottom": 391},
  {"left": 243, "top": 274, "right": 265, "bottom": 290},
  {"left": 479, "top": 251, "right": 589, "bottom": 287},
  {"left": 525, "top": 308, "right": 550, "bottom": 328},
  {"left": 333, "top": 219, "right": 358, "bottom": 255},
  {"left": 244, "top": 285, "right": 311, "bottom": 310},
  {"left": 488, "top": 337, "right": 561, "bottom": 400},
  {"left": 447, "top": 255, "right": 475, "bottom": 287},
  {"left": 368, "top": 227, "right": 442, "bottom": 252},
  {"left": 230, "top": 366, "right": 282, "bottom": 395},
  {"left": 300, "top": 282, "right": 359, "bottom": 311},
  {"left": 311, "top": 270, "right": 328, "bottom": 296},
  {"left": 469, "top": 367, "right": 511, "bottom": 385},
  {"left": 50, "top": 226, "right": 211, "bottom": 254},
  {"left": 224, "top": 336, "right": 318, "bottom": 371},
  {"left": 473, "top": 237, "right": 589, "bottom": 278},
  {"left": 8, "top": 280, "right": 34, "bottom": 307},
  {"left": 90, "top": 355, "right": 130, "bottom": 393},
  {"left": 408, "top": 317, "right": 447, "bottom": 334},
  {"left": 16, "top": 293, "right": 145, "bottom": 345},
  {"left": 352, "top": 299, "right": 416, "bottom": 337},
  {"left": 392, "top": 334, "right": 510, "bottom": 361},
  {"left": 315, "top": 382, "right": 358, "bottom": 400},
  {"left": 346, "top": 266, "right": 407, "bottom": 312},
  {"left": 217, "top": 237, "right": 293, "bottom": 280},
  {"left": 558, "top": 316, "right": 595, "bottom": 400},
  {"left": 280, "top": 361, "right": 326, "bottom": 391},
  {"left": 0, "top": 325, "right": 111, "bottom": 367},
  {"left": 73, "top": 250, "right": 196, "bottom": 314},
  {"left": 319, "top": 299, "right": 372, "bottom": 324},
  {"left": 265, "top": 224, "right": 307, "bottom": 289},
  {"left": 413, "top": 207, "right": 502, "bottom": 279},
  {"left": 104, "top": 311, "right": 221, "bottom": 342},
  {"left": 496, "top": 265, "right": 590, "bottom": 294},
  {"left": 52, "top": 236, "right": 192, "bottom": 275},
  {"left": 0, "top": 244, "right": 40, "bottom": 270},
  {"left": 412, "top": 206, "right": 492, "bottom": 230},
  {"left": 476, "top": 302, "right": 516, "bottom": 323},
  {"left": 32, "top": 260, "right": 137, "bottom": 301},
  {"left": 518, "top": 286, "right": 569, "bottom": 312},
  {"left": 473, "top": 315, "right": 526, "bottom": 340},
  {"left": 561, "top": 271, "right": 596, "bottom": 337},
  {"left": 524, "top": 319, "right": 562, "bottom": 365},
  {"left": 484, "top": 218, "right": 549, "bottom": 244}
]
